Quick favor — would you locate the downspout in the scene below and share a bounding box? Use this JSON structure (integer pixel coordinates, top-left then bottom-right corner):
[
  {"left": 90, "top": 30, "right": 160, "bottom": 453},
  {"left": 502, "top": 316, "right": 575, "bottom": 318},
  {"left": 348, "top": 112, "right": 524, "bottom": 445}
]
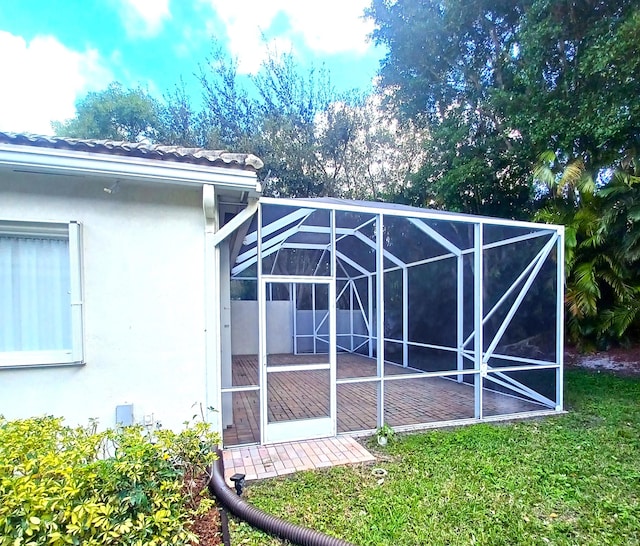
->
[{"left": 203, "top": 184, "right": 222, "bottom": 434}]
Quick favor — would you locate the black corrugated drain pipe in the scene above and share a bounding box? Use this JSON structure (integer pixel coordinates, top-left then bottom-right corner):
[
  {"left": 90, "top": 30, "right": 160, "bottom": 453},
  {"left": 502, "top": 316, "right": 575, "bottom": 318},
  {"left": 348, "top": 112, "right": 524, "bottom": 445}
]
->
[{"left": 208, "top": 448, "right": 355, "bottom": 546}]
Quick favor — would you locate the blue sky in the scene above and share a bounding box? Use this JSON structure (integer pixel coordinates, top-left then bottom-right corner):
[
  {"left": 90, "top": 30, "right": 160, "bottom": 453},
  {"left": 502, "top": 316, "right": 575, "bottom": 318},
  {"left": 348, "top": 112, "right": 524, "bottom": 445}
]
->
[{"left": 0, "top": 0, "right": 384, "bottom": 135}]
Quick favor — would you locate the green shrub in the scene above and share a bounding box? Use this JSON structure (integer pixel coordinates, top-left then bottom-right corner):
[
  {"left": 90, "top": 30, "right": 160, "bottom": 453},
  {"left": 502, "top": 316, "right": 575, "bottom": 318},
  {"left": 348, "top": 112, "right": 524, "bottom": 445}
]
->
[{"left": 0, "top": 416, "right": 219, "bottom": 546}]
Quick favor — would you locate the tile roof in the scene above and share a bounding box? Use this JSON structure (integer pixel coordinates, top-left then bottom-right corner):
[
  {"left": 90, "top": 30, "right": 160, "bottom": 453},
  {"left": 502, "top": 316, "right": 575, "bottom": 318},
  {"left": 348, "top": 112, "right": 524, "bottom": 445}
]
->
[{"left": 0, "top": 132, "right": 264, "bottom": 171}]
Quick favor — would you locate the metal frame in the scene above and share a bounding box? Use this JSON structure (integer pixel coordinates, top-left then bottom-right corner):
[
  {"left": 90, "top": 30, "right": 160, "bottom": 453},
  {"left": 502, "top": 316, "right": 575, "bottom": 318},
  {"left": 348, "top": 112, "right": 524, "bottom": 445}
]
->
[
  {"left": 260, "top": 276, "right": 337, "bottom": 444},
  {"left": 224, "top": 197, "right": 564, "bottom": 446}
]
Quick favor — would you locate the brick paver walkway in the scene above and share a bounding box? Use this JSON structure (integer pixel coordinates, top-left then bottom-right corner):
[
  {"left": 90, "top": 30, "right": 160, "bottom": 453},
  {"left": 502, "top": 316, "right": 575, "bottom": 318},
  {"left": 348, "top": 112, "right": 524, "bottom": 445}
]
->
[
  {"left": 223, "top": 353, "right": 544, "bottom": 446},
  {"left": 222, "top": 436, "right": 375, "bottom": 483}
]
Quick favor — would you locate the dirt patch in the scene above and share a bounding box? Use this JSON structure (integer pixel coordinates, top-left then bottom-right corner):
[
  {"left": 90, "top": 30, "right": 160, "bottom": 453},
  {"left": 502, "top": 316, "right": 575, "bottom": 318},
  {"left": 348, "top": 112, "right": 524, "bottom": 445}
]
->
[
  {"left": 565, "top": 346, "right": 640, "bottom": 377},
  {"left": 190, "top": 507, "right": 222, "bottom": 546},
  {"left": 185, "top": 474, "right": 223, "bottom": 546}
]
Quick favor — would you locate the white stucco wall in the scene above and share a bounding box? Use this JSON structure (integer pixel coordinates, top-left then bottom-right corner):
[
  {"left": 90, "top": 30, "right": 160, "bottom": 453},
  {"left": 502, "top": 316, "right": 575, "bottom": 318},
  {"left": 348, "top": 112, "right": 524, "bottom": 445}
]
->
[{"left": 0, "top": 171, "right": 210, "bottom": 430}]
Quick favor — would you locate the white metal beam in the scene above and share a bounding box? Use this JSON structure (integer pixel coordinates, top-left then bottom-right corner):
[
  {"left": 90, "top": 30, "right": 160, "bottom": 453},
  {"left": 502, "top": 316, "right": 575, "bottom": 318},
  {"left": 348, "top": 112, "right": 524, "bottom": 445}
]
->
[
  {"left": 335, "top": 250, "right": 369, "bottom": 276},
  {"left": 244, "top": 207, "right": 313, "bottom": 245},
  {"left": 312, "top": 249, "right": 328, "bottom": 276},
  {"left": 257, "top": 196, "right": 564, "bottom": 232},
  {"left": 489, "top": 353, "right": 557, "bottom": 366},
  {"left": 386, "top": 250, "right": 457, "bottom": 274},
  {"left": 556, "top": 228, "right": 565, "bottom": 411},
  {"left": 473, "top": 223, "right": 483, "bottom": 419},
  {"left": 385, "top": 229, "right": 554, "bottom": 276},
  {"left": 456, "top": 254, "right": 464, "bottom": 382},
  {"left": 460, "top": 229, "right": 556, "bottom": 255},
  {"left": 408, "top": 218, "right": 462, "bottom": 256},
  {"left": 236, "top": 222, "right": 302, "bottom": 264},
  {"left": 484, "top": 371, "right": 555, "bottom": 407},
  {"left": 330, "top": 209, "right": 338, "bottom": 436},
  {"left": 351, "top": 278, "right": 371, "bottom": 332},
  {"left": 368, "top": 275, "right": 374, "bottom": 358},
  {"left": 348, "top": 281, "right": 354, "bottom": 351},
  {"left": 257, "top": 205, "right": 267, "bottom": 445},
  {"left": 292, "top": 282, "right": 298, "bottom": 355},
  {"left": 354, "top": 230, "right": 405, "bottom": 268},
  {"left": 333, "top": 217, "right": 376, "bottom": 247},
  {"left": 376, "top": 214, "right": 385, "bottom": 427},
  {"left": 463, "top": 234, "right": 556, "bottom": 349},
  {"left": 482, "top": 234, "right": 558, "bottom": 363},
  {"left": 211, "top": 199, "right": 258, "bottom": 247},
  {"left": 402, "top": 267, "right": 409, "bottom": 367}
]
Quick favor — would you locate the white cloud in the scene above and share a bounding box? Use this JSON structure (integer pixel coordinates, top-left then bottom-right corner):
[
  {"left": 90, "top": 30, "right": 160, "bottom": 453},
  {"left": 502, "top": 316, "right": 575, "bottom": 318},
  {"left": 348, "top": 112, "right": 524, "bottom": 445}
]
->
[
  {"left": 116, "top": 0, "right": 171, "bottom": 38},
  {"left": 202, "top": 0, "right": 374, "bottom": 74},
  {"left": 0, "top": 32, "right": 113, "bottom": 135},
  {"left": 236, "top": 35, "right": 294, "bottom": 75}
]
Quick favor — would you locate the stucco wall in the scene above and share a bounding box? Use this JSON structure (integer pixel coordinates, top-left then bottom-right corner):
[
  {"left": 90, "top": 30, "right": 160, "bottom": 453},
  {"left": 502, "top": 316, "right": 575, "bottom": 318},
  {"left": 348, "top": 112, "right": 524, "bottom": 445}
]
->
[{"left": 0, "top": 171, "right": 209, "bottom": 430}]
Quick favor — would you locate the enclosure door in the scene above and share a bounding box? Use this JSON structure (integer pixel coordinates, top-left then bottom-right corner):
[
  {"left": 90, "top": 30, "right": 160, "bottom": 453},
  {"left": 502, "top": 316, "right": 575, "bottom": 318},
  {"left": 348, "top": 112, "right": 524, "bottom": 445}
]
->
[{"left": 261, "top": 278, "right": 336, "bottom": 444}]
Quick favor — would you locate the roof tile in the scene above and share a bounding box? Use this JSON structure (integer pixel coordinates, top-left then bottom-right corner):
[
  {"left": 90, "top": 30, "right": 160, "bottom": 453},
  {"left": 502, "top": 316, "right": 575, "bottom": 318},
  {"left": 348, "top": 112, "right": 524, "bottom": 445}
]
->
[{"left": 0, "top": 132, "right": 264, "bottom": 171}]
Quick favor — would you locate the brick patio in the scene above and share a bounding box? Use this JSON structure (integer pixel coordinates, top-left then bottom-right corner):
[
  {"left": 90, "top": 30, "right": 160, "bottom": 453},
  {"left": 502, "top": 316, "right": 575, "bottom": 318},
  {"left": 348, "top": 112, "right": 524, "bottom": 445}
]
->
[
  {"left": 222, "top": 353, "right": 544, "bottom": 446},
  {"left": 222, "top": 436, "right": 375, "bottom": 483}
]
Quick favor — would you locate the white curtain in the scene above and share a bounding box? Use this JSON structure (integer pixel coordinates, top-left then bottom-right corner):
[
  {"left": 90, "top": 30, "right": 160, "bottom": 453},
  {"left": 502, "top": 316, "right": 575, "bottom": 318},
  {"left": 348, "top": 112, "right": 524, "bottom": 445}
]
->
[{"left": 0, "top": 236, "right": 71, "bottom": 352}]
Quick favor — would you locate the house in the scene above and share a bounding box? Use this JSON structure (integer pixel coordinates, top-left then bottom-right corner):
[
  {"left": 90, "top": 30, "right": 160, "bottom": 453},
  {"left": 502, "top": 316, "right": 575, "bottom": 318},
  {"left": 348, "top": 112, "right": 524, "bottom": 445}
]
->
[
  {"left": 0, "top": 132, "right": 565, "bottom": 447},
  {"left": 0, "top": 132, "right": 262, "bottom": 433}
]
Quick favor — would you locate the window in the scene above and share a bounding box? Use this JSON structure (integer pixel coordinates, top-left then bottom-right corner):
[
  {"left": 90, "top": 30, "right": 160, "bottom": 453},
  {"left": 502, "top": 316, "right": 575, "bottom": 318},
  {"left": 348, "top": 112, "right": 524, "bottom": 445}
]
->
[{"left": 0, "top": 221, "right": 83, "bottom": 367}]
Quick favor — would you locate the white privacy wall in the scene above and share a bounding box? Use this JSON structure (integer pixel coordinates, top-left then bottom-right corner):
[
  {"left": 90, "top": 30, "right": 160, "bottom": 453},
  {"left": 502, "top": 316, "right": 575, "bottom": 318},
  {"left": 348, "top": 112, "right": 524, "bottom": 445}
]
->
[
  {"left": 229, "top": 304, "right": 367, "bottom": 355},
  {"left": 230, "top": 301, "right": 293, "bottom": 355},
  {"left": 0, "top": 171, "right": 208, "bottom": 430}
]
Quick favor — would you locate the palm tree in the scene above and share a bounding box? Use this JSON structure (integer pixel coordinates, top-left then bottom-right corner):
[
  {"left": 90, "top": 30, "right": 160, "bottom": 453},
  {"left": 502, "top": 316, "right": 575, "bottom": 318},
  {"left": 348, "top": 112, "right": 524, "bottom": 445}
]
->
[{"left": 534, "top": 151, "right": 640, "bottom": 349}]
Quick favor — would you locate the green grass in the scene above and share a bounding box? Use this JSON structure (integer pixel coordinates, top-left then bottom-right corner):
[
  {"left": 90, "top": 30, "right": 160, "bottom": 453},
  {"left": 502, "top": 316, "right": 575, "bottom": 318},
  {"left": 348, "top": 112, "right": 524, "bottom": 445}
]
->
[{"left": 230, "top": 370, "right": 640, "bottom": 545}]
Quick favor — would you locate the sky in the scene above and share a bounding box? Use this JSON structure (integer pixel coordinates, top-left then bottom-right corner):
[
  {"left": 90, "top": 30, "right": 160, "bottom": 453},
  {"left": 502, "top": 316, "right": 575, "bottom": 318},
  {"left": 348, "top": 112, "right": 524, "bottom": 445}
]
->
[{"left": 0, "top": 0, "right": 384, "bottom": 135}]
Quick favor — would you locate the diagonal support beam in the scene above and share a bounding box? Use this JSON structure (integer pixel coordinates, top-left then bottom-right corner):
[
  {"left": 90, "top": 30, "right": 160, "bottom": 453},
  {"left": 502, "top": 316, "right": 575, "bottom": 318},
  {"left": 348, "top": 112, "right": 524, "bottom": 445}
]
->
[
  {"left": 482, "top": 234, "right": 558, "bottom": 364},
  {"left": 484, "top": 369, "right": 555, "bottom": 407},
  {"left": 211, "top": 199, "right": 258, "bottom": 247},
  {"left": 233, "top": 212, "right": 312, "bottom": 274},
  {"left": 463, "top": 234, "right": 557, "bottom": 349},
  {"left": 244, "top": 208, "right": 313, "bottom": 245},
  {"left": 351, "top": 279, "right": 371, "bottom": 332},
  {"left": 354, "top": 230, "right": 405, "bottom": 268},
  {"left": 335, "top": 250, "right": 369, "bottom": 276},
  {"left": 408, "top": 218, "right": 462, "bottom": 257}
]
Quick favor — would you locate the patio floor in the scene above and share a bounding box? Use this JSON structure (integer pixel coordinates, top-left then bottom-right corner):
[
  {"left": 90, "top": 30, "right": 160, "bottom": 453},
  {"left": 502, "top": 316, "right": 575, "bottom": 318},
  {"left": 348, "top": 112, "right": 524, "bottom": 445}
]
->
[
  {"left": 222, "top": 436, "right": 375, "bottom": 483},
  {"left": 222, "top": 353, "right": 545, "bottom": 446}
]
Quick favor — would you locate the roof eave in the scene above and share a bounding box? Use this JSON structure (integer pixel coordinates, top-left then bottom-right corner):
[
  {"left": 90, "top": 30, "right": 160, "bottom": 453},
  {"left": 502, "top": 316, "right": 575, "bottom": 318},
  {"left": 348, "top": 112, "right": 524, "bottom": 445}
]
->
[{"left": 0, "top": 143, "right": 262, "bottom": 196}]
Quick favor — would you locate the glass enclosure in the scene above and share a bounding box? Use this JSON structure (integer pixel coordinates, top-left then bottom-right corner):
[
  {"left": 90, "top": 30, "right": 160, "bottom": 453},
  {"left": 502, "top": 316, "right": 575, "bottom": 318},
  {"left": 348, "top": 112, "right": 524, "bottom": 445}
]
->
[{"left": 221, "top": 198, "right": 564, "bottom": 446}]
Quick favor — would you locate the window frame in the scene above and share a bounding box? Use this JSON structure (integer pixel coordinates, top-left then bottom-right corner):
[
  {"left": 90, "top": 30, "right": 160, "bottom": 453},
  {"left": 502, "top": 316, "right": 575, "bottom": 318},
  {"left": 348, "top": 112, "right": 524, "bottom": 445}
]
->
[{"left": 0, "top": 220, "right": 84, "bottom": 368}]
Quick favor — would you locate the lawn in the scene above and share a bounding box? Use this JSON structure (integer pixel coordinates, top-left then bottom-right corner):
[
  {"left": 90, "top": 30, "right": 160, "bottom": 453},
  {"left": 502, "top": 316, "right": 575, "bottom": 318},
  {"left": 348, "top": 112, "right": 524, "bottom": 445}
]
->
[{"left": 230, "top": 370, "right": 640, "bottom": 545}]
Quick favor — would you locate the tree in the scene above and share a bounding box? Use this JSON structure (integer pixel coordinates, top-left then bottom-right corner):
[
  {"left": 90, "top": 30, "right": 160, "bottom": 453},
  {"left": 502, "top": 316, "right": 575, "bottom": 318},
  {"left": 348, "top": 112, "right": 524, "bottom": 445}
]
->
[
  {"left": 506, "top": 1, "right": 640, "bottom": 181},
  {"left": 197, "top": 47, "right": 338, "bottom": 196},
  {"left": 52, "top": 45, "right": 426, "bottom": 202},
  {"left": 368, "top": 0, "right": 640, "bottom": 219},
  {"left": 156, "top": 79, "right": 207, "bottom": 147},
  {"left": 535, "top": 152, "right": 640, "bottom": 348},
  {"left": 369, "top": 0, "right": 640, "bottom": 346},
  {"left": 198, "top": 46, "right": 425, "bottom": 199},
  {"left": 524, "top": 2, "right": 640, "bottom": 347},
  {"left": 197, "top": 48, "right": 258, "bottom": 152},
  {"left": 315, "top": 95, "right": 427, "bottom": 200},
  {"left": 53, "top": 82, "right": 161, "bottom": 142},
  {"left": 249, "top": 54, "right": 337, "bottom": 197},
  {"left": 368, "top": 0, "right": 533, "bottom": 218}
]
